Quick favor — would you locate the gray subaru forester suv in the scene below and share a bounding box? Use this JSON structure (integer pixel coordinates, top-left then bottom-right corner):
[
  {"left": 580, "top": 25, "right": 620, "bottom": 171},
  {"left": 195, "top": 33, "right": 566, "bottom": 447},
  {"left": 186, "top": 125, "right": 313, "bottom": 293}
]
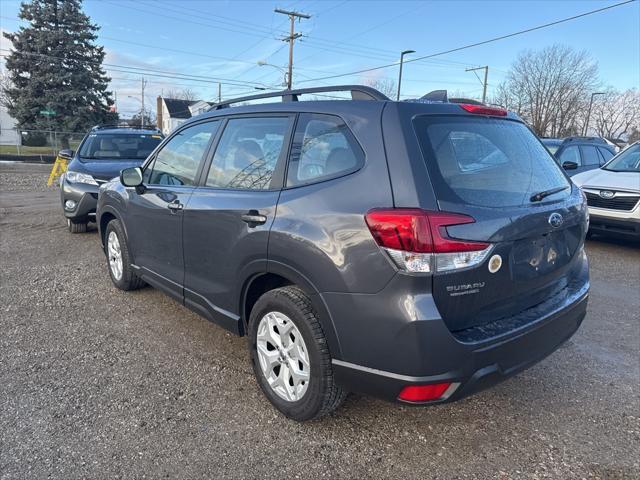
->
[{"left": 97, "top": 86, "right": 589, "bottom": 421}]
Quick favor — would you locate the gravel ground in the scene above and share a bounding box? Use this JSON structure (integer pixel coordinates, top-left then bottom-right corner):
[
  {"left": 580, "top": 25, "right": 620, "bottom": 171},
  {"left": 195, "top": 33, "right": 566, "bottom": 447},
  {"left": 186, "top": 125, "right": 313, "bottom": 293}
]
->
[{"left": 1, "top": 162, "right": 639, "bottom": 479}]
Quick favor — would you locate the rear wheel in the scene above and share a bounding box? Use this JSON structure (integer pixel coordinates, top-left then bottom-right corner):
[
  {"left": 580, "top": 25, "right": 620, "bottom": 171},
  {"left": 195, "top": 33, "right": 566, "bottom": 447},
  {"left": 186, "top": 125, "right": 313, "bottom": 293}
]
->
[
  {"left": 104, "top": 219, "right": 144, "bottom": 291},
  {"left": 248, "top": 286, "right": 346, "bottom": 421},
  {"left": 67, "top": 218, "right": 87, "bottom": 234}
]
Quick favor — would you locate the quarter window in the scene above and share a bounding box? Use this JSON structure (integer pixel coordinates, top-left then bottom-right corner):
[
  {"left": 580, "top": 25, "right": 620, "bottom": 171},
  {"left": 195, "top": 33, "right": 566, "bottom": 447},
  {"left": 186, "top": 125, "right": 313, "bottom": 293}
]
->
[
  {"left": 147, "top": 121, "right": 219, "bottom": 186},
  {"left": 206, "top": 117, "right": 290, "bottom": 190},
  {"left": 558, "top": 145, "right": 581, "bottom": 166},
  {"left": 598, "top": 147, "right": 614, "bottom": 164},
  {"left": 287, "top": 113, "right": 364, "bottom": 186}
]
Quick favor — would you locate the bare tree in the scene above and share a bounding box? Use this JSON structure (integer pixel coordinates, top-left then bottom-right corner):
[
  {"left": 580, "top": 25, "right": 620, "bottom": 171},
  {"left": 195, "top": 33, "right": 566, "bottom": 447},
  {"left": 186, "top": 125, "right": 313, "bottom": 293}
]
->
[
  {"left": 591, "top": 88, "right": 640, "bottom": 140},
  {"left": 363, "top": 77, "right": 397, "bottom": 99},
  {"left": 493, "top": 45, "right": 599, "bottom": 137},
  {"left": 163, "top": 88, "right": 198, "bottom": 101}
]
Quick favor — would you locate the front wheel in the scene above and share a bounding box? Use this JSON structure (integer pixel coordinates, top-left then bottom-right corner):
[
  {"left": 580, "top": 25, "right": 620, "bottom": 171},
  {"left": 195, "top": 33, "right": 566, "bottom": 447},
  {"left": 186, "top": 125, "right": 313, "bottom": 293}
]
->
[
  {"left": 104, "top": 219, "right": 144, "bottom": 291},
  {"left": 248, "top": 286, "right": 346, "bottom": 421},
  {"left": 67, "top": 218, "right": 87, "bottom": 234}
]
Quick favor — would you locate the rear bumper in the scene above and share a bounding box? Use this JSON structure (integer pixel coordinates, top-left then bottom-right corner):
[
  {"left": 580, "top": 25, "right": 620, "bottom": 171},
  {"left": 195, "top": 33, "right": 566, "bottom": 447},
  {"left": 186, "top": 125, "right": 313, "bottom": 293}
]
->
[
  {"left": 332, "top": 289, "right": 587, "bottom": 403},
  {"left": 60, "top": 177, "right": 99, "bottom": 221},
  {"left": 328, "top": 253, "right": 589, "bottom": 404}
]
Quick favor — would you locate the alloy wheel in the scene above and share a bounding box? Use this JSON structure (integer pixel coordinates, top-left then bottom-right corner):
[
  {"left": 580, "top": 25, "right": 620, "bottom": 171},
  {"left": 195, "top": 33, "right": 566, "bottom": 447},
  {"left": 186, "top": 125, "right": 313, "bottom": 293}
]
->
[
  {"left": 107, "top": 231, "right": 123, "bottom": 281},
  {"left": 256, "top": 311, "right": 310, "bottom": 402}
]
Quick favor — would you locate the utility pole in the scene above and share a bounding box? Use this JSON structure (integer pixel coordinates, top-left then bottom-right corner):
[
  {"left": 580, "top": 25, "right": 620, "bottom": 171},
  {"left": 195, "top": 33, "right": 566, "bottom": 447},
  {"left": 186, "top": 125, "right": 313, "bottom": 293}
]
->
[
  {"left": 275, "top": 8, "right": 310, "bottom": 90},
  {"left": 140, "top": 77, "right": 147, "bottom": 128},
  {"left": 218, "top": 83, "right": 222, "bottom": 103},
  {"left": 465, "top": 66, "right": 489, "bottom": 104}
]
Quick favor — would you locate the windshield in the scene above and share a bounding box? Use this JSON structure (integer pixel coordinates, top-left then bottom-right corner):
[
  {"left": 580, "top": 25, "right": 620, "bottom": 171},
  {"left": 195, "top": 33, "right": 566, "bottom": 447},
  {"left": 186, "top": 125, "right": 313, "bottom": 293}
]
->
[
  {"left": 602, "top": 143, "right": 640, "bottom": 172},
  {"left": 414, "top": 116, "right": 570, "bottom": 208},
  {"left": 79, "top": 133, "right": 162, "bottom": 160}
]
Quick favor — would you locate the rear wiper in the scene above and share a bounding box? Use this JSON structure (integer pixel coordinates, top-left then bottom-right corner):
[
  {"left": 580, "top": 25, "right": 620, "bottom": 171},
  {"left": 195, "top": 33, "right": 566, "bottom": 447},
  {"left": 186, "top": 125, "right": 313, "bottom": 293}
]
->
[{"left": 530, "top": 186, "right": 569, "bottom": 202}]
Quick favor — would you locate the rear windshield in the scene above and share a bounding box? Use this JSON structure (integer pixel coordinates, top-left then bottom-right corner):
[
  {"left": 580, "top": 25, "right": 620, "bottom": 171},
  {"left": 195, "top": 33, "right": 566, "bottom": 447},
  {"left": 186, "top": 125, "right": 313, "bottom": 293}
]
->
[
  {"left": 414, "top": 116, "right": 570, "bottom": 207},
  {"left": 79, "top": 133, "right": 163, "bottom": 160}
]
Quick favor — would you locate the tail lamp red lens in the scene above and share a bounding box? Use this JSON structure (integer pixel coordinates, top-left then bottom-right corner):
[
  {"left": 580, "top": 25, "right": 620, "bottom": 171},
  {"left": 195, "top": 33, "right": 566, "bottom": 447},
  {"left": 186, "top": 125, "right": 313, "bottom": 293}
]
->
[
  {"left": 398, "top": 383, "right": 452, "bottom": 403},
  {"left": 365, "top": 209, "right": 489, "bottom": 254},
  {"left": 459, "top": 103, "right": 507, "bottom": 116}
]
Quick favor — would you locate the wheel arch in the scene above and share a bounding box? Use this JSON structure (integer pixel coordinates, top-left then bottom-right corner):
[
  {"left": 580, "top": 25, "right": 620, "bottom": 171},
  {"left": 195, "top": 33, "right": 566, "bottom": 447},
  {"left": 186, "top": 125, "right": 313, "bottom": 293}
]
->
[
  {"left": 98, "top": 206, "right": 128, "bottom": 250},
  {"left": 240, "top": 262, "right": 343, "bottom": 359}
]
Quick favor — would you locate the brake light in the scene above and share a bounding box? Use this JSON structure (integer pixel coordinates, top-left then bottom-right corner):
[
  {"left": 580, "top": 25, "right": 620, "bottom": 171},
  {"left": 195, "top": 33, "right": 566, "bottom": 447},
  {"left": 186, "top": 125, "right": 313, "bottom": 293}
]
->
[
  {"left": 365, "top": 209, "right": 491, "bottom": 273},
  {"left": 459, "top": 104, "right": 507, "bottom": 116},
  {"left": 398, "top": 383, "right": 452, "bottom": 403}
]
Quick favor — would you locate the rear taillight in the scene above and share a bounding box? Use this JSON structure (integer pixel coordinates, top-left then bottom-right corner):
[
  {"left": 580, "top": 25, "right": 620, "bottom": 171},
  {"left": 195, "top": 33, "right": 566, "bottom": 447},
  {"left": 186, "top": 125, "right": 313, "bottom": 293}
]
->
[
  {"left": 398, "top": 383, "right": 456, "bottom": 403},
  {"left": 365, "top": 209, "right": 491, "bottom": 273},
  {"left": 459, "top": 103, "right": 507, "bottom": 116}
]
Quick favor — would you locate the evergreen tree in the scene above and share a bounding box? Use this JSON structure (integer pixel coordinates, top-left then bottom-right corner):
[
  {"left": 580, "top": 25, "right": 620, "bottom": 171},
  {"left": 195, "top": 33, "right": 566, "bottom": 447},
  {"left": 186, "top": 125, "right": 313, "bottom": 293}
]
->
[{"left": 3, "top": 0, "right": 116, "bottom": 146}]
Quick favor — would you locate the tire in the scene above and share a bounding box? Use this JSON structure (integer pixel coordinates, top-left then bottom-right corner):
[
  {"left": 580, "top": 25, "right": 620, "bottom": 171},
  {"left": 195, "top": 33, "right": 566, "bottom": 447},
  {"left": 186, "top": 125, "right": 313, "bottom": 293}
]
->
[
  {"left": 67, "top": 218, "right": 87, "bottom": 234},
  {"left": 104, "top": 219, "right": 145, "bottom": 291},
  {"left": 248, "top": 286, "right": 346, "bottom": 421}
]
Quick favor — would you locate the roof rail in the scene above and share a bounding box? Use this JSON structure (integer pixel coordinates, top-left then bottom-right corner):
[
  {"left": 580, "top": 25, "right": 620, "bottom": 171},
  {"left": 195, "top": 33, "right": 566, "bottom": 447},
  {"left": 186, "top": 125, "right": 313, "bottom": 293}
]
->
[
  {"left": 561, "top": 136, "right": 606, "bottom": 144},
  {"left": 91, "top": 124, "right": 161, "bottom": 132},
  {"left": 208, "top": 85, "right": 389, "bottom": 111}
]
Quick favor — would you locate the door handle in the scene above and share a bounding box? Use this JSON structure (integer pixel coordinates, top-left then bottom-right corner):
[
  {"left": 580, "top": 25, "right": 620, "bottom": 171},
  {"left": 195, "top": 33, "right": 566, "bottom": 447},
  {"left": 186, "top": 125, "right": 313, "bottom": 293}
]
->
[
  {"left": 167, "top": 201, "right": 183, "bottom": 211},
  {"left": 241, "top": 211, "right": 267, "bottom": 225}
]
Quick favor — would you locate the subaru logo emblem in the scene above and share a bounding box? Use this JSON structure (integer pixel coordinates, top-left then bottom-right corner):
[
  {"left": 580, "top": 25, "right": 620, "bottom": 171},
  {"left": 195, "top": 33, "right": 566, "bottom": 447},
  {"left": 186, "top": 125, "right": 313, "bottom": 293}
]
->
[
  {"left": 548, "top": 212, "right": 563, "bottom": 228},
  {"left": 599, "top": 190, "right": 614, "bottom": 199}
]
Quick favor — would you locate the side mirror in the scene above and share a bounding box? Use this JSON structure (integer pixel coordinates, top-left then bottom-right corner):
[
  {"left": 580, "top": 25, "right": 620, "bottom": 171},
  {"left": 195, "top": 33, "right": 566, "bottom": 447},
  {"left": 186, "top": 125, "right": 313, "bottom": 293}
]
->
[
  {"left": 562, "top": 161, "right": 578, "bottom": 170},
  {"left": 120, "top": 166, "right": 143, "bottom": 187},
  {"left": 58, "top": 149, "right": 74, "bottom": 160}
]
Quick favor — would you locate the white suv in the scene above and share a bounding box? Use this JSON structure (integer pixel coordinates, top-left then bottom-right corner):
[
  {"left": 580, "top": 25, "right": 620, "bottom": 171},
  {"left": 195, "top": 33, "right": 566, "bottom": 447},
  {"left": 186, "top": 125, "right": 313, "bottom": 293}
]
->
[{"left": 572, "top": 142, "right": 640, "bottom": 239}]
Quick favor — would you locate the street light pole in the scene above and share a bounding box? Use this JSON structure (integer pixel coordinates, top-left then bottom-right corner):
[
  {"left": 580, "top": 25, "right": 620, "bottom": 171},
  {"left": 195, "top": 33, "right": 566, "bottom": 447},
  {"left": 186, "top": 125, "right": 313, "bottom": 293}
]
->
[
  {"left": 583, "top": 92, "right": 605, "bottom": 136},
  {"left": 257, "top": 61, "right": 288, "bottom": 88},
  {"left": 397, "top": 50, "right": 415, "bottom": 101},
  {"left": 140, "top": 77, "right": 147, "bottom": 128}
]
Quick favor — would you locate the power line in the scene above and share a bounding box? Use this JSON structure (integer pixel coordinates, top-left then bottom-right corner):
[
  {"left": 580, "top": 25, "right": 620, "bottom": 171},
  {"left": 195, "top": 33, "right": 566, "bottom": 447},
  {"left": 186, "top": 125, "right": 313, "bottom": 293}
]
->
[
  {"left": 1, "top": 13, "right": 478, "bottom": 81},
  {"left": 0, "top": 49, "right": 278, "bottom": 89},
  {"left": 297, "top": 0, "right": 636, "bottom": 84}
]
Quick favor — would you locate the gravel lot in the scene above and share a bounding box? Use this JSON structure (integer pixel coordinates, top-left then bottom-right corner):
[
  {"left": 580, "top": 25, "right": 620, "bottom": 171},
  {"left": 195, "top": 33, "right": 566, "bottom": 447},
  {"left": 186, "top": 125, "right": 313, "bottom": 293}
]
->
[{"left": 1, "top": 162, "right": 639, "bottom": 479}]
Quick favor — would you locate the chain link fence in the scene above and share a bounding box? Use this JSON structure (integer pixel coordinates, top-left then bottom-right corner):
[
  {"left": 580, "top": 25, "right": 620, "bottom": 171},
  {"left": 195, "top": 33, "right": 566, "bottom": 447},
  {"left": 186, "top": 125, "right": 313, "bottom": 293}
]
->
[{"left": 0, "top": 129, "right": 85, "bottom": 162}]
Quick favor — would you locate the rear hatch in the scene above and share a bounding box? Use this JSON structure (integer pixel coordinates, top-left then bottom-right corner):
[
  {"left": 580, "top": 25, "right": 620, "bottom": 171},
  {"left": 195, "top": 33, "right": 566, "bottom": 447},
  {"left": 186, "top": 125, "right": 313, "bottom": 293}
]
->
[{"left": 413, "top": 113, "right": 587, "bottom": 333}]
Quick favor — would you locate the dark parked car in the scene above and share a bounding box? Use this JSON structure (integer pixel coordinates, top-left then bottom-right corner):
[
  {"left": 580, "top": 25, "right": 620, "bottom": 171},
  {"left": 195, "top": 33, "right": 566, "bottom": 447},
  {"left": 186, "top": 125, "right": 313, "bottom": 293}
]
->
[
  {"left": 96, "top": 86, "right": 589, "bottom": 421},
  {"left": 554, "top": 136, "right": 616, "bottom": 176},
  {"left": 60, "top": 125, "right": 163, "bottom": 232}
]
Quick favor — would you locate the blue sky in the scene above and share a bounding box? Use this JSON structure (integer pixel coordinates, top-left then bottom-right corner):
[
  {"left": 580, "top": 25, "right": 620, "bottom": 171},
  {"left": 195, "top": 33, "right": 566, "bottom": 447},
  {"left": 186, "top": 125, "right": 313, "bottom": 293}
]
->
[{"left": 1, "top": 0, "right": 638, "bottom": 118}]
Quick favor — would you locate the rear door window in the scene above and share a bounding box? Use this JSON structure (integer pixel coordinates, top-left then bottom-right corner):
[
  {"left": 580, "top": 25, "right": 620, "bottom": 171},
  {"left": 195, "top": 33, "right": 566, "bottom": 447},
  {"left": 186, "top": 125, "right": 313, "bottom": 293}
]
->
[
  {"left": 286, "top": 113, "right": 364, "bottom": 187},
  {"left": 581, "top": 145, "right": 600, "bottom": 166},
  {"left": 413, "top": 116, "right": 570, "bottom": 207}
]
